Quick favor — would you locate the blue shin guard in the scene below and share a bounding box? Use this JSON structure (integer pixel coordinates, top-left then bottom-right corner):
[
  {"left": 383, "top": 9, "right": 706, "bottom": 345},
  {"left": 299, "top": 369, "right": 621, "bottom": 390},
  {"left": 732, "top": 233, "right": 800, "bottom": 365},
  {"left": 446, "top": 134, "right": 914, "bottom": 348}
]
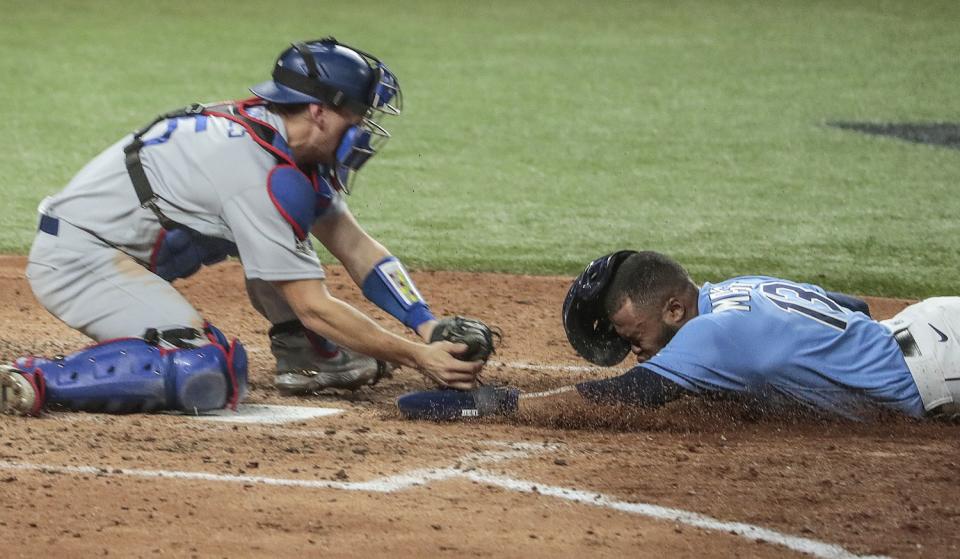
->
[
  {"left": 204, "top": 323, "right": 249, "bottom": 408},
  {"left": 14, "top": 336, "right": 247, "bottom": 414}
]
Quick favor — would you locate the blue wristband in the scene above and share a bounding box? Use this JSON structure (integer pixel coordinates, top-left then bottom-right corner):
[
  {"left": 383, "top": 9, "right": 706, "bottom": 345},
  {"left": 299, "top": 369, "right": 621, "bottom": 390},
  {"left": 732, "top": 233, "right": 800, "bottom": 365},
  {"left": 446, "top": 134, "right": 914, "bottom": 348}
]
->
[{"left": 362, "top": 256, "right": 436, "bottom": 331}]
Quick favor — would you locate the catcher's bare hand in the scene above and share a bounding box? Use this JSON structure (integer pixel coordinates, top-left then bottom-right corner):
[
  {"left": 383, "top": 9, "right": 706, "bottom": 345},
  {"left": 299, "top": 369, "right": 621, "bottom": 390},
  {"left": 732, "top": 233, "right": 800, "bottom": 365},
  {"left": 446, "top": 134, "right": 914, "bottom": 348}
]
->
[{"left": 415, "top": 341, "right": 482, "bottom": 390}]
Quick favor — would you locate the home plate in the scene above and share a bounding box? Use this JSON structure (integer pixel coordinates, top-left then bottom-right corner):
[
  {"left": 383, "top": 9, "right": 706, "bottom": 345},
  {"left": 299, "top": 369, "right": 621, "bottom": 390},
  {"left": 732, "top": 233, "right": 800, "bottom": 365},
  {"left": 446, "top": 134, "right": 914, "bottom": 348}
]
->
[{"left": 180, "top": 404, "right": 344, "bottom": 424}]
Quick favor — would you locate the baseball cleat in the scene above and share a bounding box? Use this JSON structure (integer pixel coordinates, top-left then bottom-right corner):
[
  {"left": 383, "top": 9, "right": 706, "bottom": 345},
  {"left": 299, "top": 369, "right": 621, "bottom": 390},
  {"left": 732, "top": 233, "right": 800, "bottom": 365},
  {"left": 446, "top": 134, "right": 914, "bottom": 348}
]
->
[
  {"left": 0, "top": 365, "right": 40, "bottom": 416},
  {"left": 274, "top": 348, "right": 394, "bottom": 395}
]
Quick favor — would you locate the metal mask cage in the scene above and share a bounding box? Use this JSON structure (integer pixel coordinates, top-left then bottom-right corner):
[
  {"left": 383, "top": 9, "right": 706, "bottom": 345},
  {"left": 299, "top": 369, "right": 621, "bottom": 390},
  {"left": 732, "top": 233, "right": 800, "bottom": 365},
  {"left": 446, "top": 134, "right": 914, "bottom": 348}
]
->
[
  {"left": 369, "top": 64, "right": 402, "bottom": 117},
  {"left": 332, "top": 118, "right": 391, "bottom": 195}
]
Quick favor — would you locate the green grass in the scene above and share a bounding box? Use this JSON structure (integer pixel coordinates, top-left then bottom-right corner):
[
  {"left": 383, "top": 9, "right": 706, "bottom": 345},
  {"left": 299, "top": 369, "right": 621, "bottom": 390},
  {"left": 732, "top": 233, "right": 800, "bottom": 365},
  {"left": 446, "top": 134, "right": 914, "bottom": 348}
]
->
[{"left": 1, "top": 0, "right": 958, "bottom": 297}]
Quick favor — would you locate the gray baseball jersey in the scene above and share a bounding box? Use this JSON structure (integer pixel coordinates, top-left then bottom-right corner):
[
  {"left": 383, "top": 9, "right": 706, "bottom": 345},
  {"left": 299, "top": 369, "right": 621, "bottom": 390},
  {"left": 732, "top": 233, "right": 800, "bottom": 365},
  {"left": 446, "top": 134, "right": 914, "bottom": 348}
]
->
[{"left": 27, "top": 102, "right": 345, "bottom": 340}]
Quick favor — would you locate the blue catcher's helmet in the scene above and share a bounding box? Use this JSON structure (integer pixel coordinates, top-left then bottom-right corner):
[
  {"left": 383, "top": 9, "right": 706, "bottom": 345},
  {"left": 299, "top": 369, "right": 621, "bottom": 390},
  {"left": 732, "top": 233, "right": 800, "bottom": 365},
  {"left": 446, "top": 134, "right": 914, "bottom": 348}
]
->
[{"left": 250, "top": 37, "right": 402, "bottom": 193}]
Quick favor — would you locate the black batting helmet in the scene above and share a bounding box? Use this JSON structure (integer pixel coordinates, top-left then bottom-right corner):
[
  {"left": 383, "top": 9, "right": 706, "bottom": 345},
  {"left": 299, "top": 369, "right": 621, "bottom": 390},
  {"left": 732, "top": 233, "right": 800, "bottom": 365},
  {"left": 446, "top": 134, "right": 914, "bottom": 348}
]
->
[{"left": 561, "top": 251, "right": 637, "bottom": 366}]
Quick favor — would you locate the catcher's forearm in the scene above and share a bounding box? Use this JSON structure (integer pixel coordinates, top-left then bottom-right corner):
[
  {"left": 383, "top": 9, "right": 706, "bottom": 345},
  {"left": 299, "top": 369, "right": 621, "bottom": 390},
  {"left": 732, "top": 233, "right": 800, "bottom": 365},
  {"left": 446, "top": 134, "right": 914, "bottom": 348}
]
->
[
  {"left": 303, "top": 298, "right": 424, "bottom": 368},
  {"left": 277, "top": 278, "right": 424, "bottom": 368},
  {"left": 311, "top": 210, "right": 437, "bottom": 331},
  {"left": 362, "top": 256, "right": 436, "bottom": 331},
  {"left": 310, "top": 206, "right": 389, "bottom": 286}
]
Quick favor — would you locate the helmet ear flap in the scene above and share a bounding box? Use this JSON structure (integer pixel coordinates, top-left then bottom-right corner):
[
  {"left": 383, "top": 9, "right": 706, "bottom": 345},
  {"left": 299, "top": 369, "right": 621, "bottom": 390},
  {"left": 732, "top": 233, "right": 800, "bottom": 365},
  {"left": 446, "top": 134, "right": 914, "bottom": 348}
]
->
[{"left": 562, "top": 251, "right": 637, "bottom": 366}]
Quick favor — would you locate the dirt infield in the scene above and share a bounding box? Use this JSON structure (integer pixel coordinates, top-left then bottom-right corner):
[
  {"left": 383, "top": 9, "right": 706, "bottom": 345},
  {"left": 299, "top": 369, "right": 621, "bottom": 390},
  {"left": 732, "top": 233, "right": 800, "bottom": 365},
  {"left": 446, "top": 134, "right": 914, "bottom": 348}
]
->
[{"left": 1, "top": 255, "right": 958, "bottom": 558}]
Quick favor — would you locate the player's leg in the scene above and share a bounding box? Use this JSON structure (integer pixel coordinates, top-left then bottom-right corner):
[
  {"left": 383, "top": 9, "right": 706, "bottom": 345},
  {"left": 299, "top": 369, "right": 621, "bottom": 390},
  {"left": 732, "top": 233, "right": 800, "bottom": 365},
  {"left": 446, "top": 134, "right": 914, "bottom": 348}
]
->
[
  {"left": 2, "top": 223, "right": 246, "bottom": 415},
  {"left": 4, "top": 332, "right": 247, "bottom": 415},
  {"left": 881, "top": 297, "right": 960, "bottom": 416},
  {"left": 25, "top": 221, "right": 206, "bottom": 340},
  {"left": 245, "top": 278, "right": 389, "bottom": 393}
]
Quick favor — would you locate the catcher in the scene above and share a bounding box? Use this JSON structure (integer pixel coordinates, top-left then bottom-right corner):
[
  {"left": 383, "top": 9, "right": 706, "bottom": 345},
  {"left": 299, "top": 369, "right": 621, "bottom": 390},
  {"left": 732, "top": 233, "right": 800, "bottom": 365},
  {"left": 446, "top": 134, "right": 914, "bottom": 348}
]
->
[
  {"left": 0, "top": 38, "right": 497, "bottom": 416},
  {"left": 398, "top": 250, "right": 960, "bottom": 422}
]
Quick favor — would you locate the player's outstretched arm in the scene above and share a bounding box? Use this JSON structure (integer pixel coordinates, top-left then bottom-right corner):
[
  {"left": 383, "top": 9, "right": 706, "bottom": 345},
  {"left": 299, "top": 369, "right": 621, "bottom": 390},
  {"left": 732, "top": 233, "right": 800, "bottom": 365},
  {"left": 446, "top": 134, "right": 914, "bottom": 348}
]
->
[
  {"left": 397, "top": 367, "right": 688, "bottom": 420},
  {"left": 312, "top": 209, "right": 439, "bottom": 341},
  {"left": 276, "top": 277, "right": 480, "bottom": 390},
  {"left": 574, "top": 366, "right": 689, "bottom": 407}
]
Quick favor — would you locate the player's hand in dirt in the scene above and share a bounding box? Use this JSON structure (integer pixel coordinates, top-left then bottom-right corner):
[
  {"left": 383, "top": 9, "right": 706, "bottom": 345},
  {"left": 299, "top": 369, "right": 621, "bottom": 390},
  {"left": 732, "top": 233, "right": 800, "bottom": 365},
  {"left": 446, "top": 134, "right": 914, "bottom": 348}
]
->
[{"left": 414, "top": 341, "right": 483, "bottom": 390}]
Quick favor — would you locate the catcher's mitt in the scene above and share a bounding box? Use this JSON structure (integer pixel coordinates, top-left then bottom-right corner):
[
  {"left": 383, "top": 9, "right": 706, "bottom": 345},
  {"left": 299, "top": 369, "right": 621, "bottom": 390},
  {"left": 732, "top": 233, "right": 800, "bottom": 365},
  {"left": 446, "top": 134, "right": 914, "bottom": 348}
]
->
[{"left": 429, "top": 316, "right": 501, "bottom": 362}]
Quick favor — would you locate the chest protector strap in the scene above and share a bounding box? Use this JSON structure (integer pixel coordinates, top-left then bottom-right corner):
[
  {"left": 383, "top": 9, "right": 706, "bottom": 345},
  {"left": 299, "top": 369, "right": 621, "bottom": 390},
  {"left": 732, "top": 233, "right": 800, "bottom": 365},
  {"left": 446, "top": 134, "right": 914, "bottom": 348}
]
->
[{"left": 122, "top": 100, "right": 296, "bottom": 230}]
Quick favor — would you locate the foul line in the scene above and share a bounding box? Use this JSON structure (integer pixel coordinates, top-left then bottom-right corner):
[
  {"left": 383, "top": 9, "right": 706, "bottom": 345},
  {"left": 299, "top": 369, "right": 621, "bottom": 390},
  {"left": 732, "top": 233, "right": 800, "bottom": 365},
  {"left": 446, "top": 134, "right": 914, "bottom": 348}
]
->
[
  {"left": 0, "top": 443, "right": 551, "bottom": 493},
  {"left": 0, "top": 460, "right": 459, "bottom": 492},
  {"left": 464, "top": 471, "right": 888, "bottom": 559},
  {"left": 0, "top": 446, "right": 886, "bottom": 559}
]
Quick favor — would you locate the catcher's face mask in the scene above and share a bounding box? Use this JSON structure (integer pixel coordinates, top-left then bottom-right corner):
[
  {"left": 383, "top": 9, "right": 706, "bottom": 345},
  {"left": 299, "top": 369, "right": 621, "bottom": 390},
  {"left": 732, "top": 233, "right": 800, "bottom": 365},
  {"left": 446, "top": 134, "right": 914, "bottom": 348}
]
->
[
  {"left": 289, "top": 39, "right": 402, "bottom": 194},
  {"left": 562, "top": 250, "right": 637, "bottom": 366},
  {"left": 332, "top": 116, "right": 391, "bottom": 194},
  {"left": 331, "top": 62, "right": 400, "bottom": 193},
  {"left": 269, "top": 37, "right": 402, "bottom": 194},
  {"left": 331, "top": 55, "right": 401, "bottom": 193}
]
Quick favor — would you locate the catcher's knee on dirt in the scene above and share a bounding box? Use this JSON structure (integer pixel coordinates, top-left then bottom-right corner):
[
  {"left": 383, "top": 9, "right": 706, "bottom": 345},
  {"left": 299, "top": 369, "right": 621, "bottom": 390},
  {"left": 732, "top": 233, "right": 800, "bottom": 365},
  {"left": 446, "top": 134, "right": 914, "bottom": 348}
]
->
[{"left": 10, "top": 325, "right": 247, "bottom": 414}]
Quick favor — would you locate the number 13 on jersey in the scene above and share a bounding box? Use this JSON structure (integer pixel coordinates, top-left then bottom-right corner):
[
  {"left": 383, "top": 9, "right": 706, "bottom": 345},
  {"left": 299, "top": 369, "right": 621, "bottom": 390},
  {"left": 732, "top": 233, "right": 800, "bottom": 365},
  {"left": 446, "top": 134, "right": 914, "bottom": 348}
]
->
[{"left": 760, "top": 282, "right": 849, "bottom": 331}]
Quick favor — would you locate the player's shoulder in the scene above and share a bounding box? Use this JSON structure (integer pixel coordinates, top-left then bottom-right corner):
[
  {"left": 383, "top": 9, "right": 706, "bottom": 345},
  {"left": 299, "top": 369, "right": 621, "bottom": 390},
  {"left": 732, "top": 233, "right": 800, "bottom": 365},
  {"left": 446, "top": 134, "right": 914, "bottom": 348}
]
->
[
  {"left": 200, "top": 103, "right": 285, "bottom": 146},
  {"left": 705, "top": 276, "right": 828, "bottom": 295},
  {"left": 675, "top": 311, "right": 734, "bottom": 347},
  {"left": 699, "top": 276, "right": 768, "bottom": 316}
]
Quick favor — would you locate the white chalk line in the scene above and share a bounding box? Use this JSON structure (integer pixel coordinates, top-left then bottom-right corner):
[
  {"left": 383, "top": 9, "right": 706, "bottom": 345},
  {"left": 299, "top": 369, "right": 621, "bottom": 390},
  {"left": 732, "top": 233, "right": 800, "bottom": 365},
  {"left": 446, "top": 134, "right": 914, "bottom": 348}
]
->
[
  {"left": 490, "top": 359, "right": 628, "bottom": 374},
  {"left": 0, "top": 459, "right": 459, "bottom": 493},
  {"left": 0, "top": 443, "right": 554, "bottom": 494},
  {"left": 0, "top": 444, "right": 885, "bottom": 559},
  {"left": 464, "top": 471, "right": 889, "bottom": 559}
]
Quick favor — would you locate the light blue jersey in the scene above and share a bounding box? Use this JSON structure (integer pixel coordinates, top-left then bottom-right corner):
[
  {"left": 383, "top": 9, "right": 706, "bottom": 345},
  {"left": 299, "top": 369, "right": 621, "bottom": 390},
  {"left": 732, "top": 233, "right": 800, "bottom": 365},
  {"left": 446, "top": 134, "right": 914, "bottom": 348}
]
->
[{"left": 642, "top": 276, "right": 924, "bottom": 419}]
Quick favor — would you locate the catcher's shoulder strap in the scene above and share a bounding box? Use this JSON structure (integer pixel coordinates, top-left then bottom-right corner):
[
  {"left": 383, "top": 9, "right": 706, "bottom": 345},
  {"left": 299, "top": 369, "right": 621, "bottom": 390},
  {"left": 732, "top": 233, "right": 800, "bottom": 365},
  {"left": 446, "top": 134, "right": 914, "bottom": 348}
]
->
[{"left": 122, "top": 100, "right": 295, "bottom": 230}]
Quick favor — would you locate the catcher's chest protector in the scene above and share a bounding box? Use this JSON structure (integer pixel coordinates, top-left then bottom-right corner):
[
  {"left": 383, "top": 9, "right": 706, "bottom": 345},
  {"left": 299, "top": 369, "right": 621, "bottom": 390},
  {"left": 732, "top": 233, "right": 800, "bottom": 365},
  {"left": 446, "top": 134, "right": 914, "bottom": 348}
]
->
[{"left": 126, "top": 100, "right": 338, "bottom": 281}]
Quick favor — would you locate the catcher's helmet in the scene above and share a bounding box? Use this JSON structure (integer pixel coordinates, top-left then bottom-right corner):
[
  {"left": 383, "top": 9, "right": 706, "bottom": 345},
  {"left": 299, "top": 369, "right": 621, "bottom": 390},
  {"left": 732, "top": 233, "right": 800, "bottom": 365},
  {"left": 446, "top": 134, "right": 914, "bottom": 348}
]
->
[
  {"left": 251, "top": 38, "right": 402, "bottom": 193},
  {"left": 251, "top": 37, "right": 401, "bottom": 117},
  {"left": 562, "top": 251, "right": 637, "bottom": 366}
]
